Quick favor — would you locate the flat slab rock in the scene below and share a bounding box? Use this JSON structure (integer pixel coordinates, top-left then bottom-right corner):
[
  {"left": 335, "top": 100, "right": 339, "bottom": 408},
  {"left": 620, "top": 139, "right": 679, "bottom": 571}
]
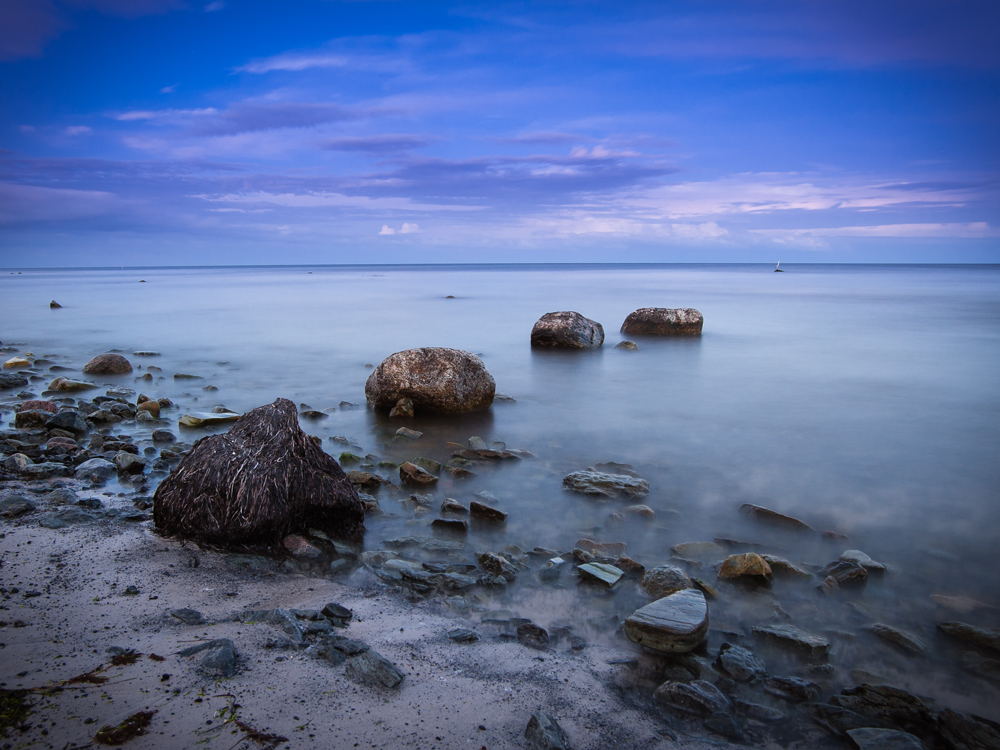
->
[
  {"left": 562, "top": 470, "right": 649, "bottom": 499},
  {"left": 938, "top": 621, "right": 1000, "bottom": 653},
  {"left": 752, "top": 624, "right": 830, "bottom": 659},
  {"left": 740, "top": 503, "right": 814, "bottom": 532},
  {"left": 846, "top": 728, "right": 923, "bottom": 750},
  {"left": 625, "top": 588, "right": 709, "bottom": 653},
  {"left": 578, "top": 562, "right": 623, "bottom": 588}
]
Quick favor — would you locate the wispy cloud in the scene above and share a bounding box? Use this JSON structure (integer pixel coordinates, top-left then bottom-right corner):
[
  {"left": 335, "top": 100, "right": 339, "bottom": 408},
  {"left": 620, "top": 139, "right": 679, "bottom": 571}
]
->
[
  {"left": 0, "top": 181, "right": 119, "bottom": 224},
  {"left": 64, "top": 125, "right": 92, "bottom": 135},
  {"left": 494, "top": 131, "right": 589, "bottom": 145},
  {"left": 319, "top": 134, "right": 434, "bottom": 153},
  {"left": 237, "top": 52, "right": 351, "bottom": 74},
  {"left": 203, "top": 1, "right": 224, "bottom": 12},
  {"left": 753, "top": 222, "right": 1000, "bottom": 244}
]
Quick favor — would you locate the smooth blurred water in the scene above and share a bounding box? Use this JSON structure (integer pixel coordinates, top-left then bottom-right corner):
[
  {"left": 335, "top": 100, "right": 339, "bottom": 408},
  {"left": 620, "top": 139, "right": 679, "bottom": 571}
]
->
[{"left": 3, "top": 263, "right": 1000, "bottom": 711}]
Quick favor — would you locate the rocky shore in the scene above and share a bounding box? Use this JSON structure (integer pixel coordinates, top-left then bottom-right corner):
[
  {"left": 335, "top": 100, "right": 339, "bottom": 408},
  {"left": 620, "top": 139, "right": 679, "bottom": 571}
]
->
[{"left": 2, "top": 343, "right": 999, "bottom": 750}]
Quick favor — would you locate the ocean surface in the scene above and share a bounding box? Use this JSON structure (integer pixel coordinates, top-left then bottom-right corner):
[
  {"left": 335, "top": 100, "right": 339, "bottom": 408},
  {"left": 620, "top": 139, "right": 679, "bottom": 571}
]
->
[{"left": 3, "top": 263, "right": 1000, "bottom": 713}]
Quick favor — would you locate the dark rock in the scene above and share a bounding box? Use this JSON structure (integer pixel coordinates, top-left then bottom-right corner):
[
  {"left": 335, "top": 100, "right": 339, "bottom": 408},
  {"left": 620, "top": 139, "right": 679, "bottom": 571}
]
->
[
  {"left": 525, "top": 711, "right": 570, "bottom": 750},
  {"left": 530, "top": 311, "right": 604, "bottom": 349},
  {"left": 704, "top": 711, "right": 745, "bottom": 741},
  {"left": 399, "top": 461, "right": 438, "bottom": 487},
  {"left": 469, "top": 501, "right": 507, "bottom": 525},
  {"left": 562, "top": 470, "right": 649, "bottom": 499},
  {"left": 43, "top": 488, "right": 80, "bottom": 506},
  {"left": 75, "top": 457, "right": 116, "bottom": 482},
  {"left": 752, "top": 624, "right": 830, "bottom": 659},
  {"left": 829, "top": 685, "right": 933, "bottom": 735},
  {"left": 718, "top": 553, "right": 773, "bottom": 584},
  {"left": 170, "top": 608, "right": 205, "bottom": 625},
  {"left": 620, "top": 307, "right": 703, "bottom": 336},
  {"left": 639, "top": 565, "right": 692, "bottom": 598},
  {"left": 624, "top": 588, "right": 709, "bottom": 653},
  {"left": 936, "top": 709, "right": 1000, "bottom": 750},
  {"left": 344, "top": 649, "right": 404, "bottom": 688},
  {"left": 734, "top": 701, "right": 786, "bottom": 722},
  {"left": 389, "top": 398, "right": 414, "bottom": 418},
  {"left": 863, "top": 624, "right": 928, "bottom": 655},
  {"left": 716, "top": 643, "right": 766, "bottom": 682},
  {"left": 938, "top": 621, "right": 1000, "bottom": 653},
  {"left": 178, "top": 638, "right": 237, "bottom": 678},
  {"left": 820, "top": 560, "right": 868, "bottom": 587},
  {"left": 803, "top": 702, "right": 894, "bottom": 736},
  {"left": 365, "top": 347, "right": 495, "bottom": 415},
  {"left": 321, "top": 603, "right": 353, "bottom": 622},
  {"left": 48, "top": 376, "right": 98, "bottom": 392},
  {"left": 83, "top": 353, "right": 133, "bottom": 375},
  {"left": 764, "top": 676, "right": 822, "bottom": 702},
  {"left": 761, "top": 554, "right": 813, "bottom": 578},
  {"left": 448, "top": 628, "right": 478, "bottom": 643},
  {"left": 846, "top": 728, "right": 924, "bottom": 750},
  {"left": 961, "top": 650, "right": 1000, "bottom": 682},
  {"left": 0, "top": 372, "right": 29, "bottom": 389},
  {"left": 38, "top": 507, "right": 98, "bottom": 528},
  {"left": 655, "top": 680, "right": 731, "bottom": 716},
  {"left": 432, "top": 518, "right": 468, "bottom": 534},
  {"left": 17, "top": 399, "right": 57, "bottom": 413},
  {"left": 0, "top": 495, "right": 36, "bottom": 518},
  {"left": 114, "top": 451, "right": 147, "bottom": 474},
  {"left": 14, "top": 409, "right": 52, "bottom": 429},
  {"left": 395, "top": 427, "right": 422, "bottom": 439},
  {"left": 517, "top": 623, "right": 550, "bottom": 650},
  {"left": 151, "top": 429, "right": 176, "bottom": 443},
  {"left": 740, "top": 503, "right": 814, "bottom": 532},
  {"left": 153, "top": 398, "right": 363, "bottom": 550},
  {"left": 615, "top": 340, "right": 639, "bottom": 350},
  {"left": 346, "top": 471, "right": 383, "bottom": 494},
  {"left": 479, "top": 552, "right": 517, "bottom": 580}
]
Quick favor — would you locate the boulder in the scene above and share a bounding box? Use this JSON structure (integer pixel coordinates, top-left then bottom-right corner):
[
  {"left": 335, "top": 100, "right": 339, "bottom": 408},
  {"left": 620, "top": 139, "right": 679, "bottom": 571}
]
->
[
  {"left": 83, "top": 353, "right": 133, "bottom": 375},
  {"left": 75, "top": 457, "right": 117, "bottom": 482},
  {"left": 740, "top": 503, "right": 814, "bottom": 532},
  {"left": 937, "top": 621, "right": 1000, "bottom": 653},
  {"left": 17, "top": 400, "right": 57, "bottom": 413},
  {"left": 525, "top": 711, "right": 570, "bottom": 750},
  {"left": 654, "top": 680, "right": 730, "bottom": 716},
  {"left": 153, "top": 398, "right": 364, "bottom": 550},
  {"left": 0, "top": 372, "right": 29, "bottom": 389},
  {"left": 399, "top": 461, "right": 438, "bottom": 487},
  {"left": 562, "top": 470, "right": 649, "bottom": 499},
  {"left": 344, "top": 649, "right": 404, "bottom": 688},
  {"left": 640, "top": 565, "right": 692, "bottom": 598},
  {"left": 365, "top": 347, "right": 495, "bottom": 415},
  {"left": 863, "top": 624, "right": 928, "bottom": 655},
  {"left": 717, "top": 644, "right": 766, "bottom": 682},
  {"left": 48, "top": 377, "right": 97, "bottom": 392},
  {"left": 752, "top": 624, "right": 829, "bottom": 659},
  {"left": 3, "top": 356, "right": 31, "bottom": 368},
  {"left": 624, "top": 588, "right": 709, "bottom": 653},
  {"left": 620, "top": 307, "right": 703, "bottom": 336},
  {"left": 718, "top": 553, "right": 773, "bottom": 584},
  {"left": 530, "top": 311, "right": 604, "bottom": 349},
  {"left": 829, "top": 685, "right": 933, "bottom": 734}
]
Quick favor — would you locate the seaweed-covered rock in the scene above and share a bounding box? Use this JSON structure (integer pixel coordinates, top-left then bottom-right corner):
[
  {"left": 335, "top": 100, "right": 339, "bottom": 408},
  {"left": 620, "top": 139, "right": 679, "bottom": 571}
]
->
[
  {"left": 530, "top": 311, "right": 604, "bottom": 349},
  {"left": 83, "top": 353, "right": 133, "bottom": 375},
  {"left": 620, "top": 307, "right": 703, "bottom": 336},
  {"left": 365, "top": 347, "right": 495, "bottom": 415},
  {"left": 153, "top": 398, "right": 364, "bottom": 550}
]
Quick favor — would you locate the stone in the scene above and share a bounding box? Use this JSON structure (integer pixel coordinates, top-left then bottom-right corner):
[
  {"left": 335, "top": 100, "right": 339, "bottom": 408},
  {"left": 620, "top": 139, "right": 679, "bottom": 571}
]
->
[
  {"left": 283, "top": 534, "right": 323, "bottom": 559},
  {"left": 735, "top": 701, "right": 786, "bottom": 722},
  {"left": 938, "top": 621, "right": 1000, "bottom": 653},
  {"left": 579, "top": 562, "right": 623, "bottom": 588},
  {"left": 840, "top": 549, "right": 887, "bottom": 574},
  {"left": 432, "top": 518, "right": 468, "bottom": 534},
  {"left": 413, "top": 457, "right": 441, "bottom": 474},
  {"left": 75, "top": 457, "right": 117, "bottom": 482},
  {"left": 170, "top": 608, "right": 205, "bottom": 625},
  {"left": 179, "top": 638, "right": 237, "bottom": 678},
  {"left": 321, "top": 603, "right": 352, "bottom": 622},
  {"left": 399, "top": 461, "right": 438, "bottom": 487},
  {"left": 620, "top": 307, "right": 703, "bottom": 336},
  {"left": 829, "top": 685, "right": 933, "bottom": 734},
  {"left": 623, "top": 503, "right": 655, "bottom": 519},
  {"left": 531, "top": 311, "right": 604, "bottom": 349},
  {"left": 803, "top": 703, "right": 894, "bottom": 736},
  {"left": 346, "top": 471, "right": 383, "bottom": 494},
  {"left": 654, "top": 680, "right": 731, "bottom": 716},
  {"left": 469, "top": 501, "right": 507, "bottom": 525},
  {"left": 441, "top": 498, "right": 467, "bottom": 515},
  {"left": 395, "top": 427, "right": 422, "bottom": 440},
  {"left": 48, "top": 377, "right": 98, "bottom": 392},
  {"left": 752, "top": 624, "right": 830, "bottom": 659},
  {"left": 20, "top": 461, "right": 70, "bottom": 479},
  {"left": 14, "top": 409, "right": 50, "bottom": 428},
  {"left": 517, "top": 623, "right": 550, "bottom": 650},
  {"left": 820, "top": 560, "right": 869, "bottom": 587},
  {"left": 739, "top": 503, "right": 814, "bottom": 532},
  {"left": 83, "top": 353, "right": 132, "bottom": 375},
  {"left": 137, "top": 400, "right": 160, "bottom": 418},
  {"left": 718, "top": 553, "right": 773, "bottom": 583},
  {"left": 479, "top": 552, "right": 517, "bottom": 580},
  {"left": 177, "top": 411, "right": 241, "bottom": 427},
  {"left": 525, "top": 711, "right": 570, "bottom": 750},
  {"left": 761, "top": 554, "right": 813, "bottom": 578},
  {"left": 0, "top": 372, "right": 29, "bottom": 389},
  {"left": 114, "top": 451, "right": 147, "bottom": 474},
  {"left": 153, "top": 398, "right": 364, "bottom": 550},
  {"left": 671, "top": 541, "right": 726, "bottom": 558},
  {"left": 704, "top": 711, "right": 745, "bottom": 741},
  {"left": 640, "top": 565, "right": 692, "bottom": 598},
  {"left": 0, "top": 496, "right": 36, "bottom": 518},
  {"left": 365, "top": 347, "right": 495, "bottom": 415},
  {"left": 716, "top": 644, "right": 766, "bottom": 682},
  {"left": 764, "top": 676, "right": 822, "bottom": 702},
  {"left": 624, "top": 588, "right": 709, "bottom": 653},
  {"left": 17, "top": 399, "right": 57, "bottom": 413},
  {"left": 448, "top": 628, "right": 478, "bottom": 643},
  {"left": 615, "top": 340, "right": 639, "bottom": 350},
  {"left": 344, "top": 649, "right": 404, "bottom": 688},
  {"left": 3, "top": 356, "right": 31, "bottom": 368},
  {"left": 562, "top": 470, "right": 649, "bottom": 499},
  {"left": 961, "top": 650, "right": 1000, "bottom": 681},
  {"left": 389, "top": 398, "right": 414, "bottom": 418},
  {"left": 936, "top": 709, "right": 1000, "bottom": 750},
  {"left": 38, "top": 507, "right": 97, "bottom": 528},
  {"left": 863, "top": 624, "right": 928, "bottom": 655},
  {"left": 846, "top": 728, "right": 924, "bottom": 750},
  {"left": 152, "top": 429, "right": 176, "bottom": 442}
]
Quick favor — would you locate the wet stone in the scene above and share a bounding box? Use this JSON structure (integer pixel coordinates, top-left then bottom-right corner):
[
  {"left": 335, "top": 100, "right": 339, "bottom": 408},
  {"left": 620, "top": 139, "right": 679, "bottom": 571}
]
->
[
  {"left": 716, "top": 643, "right": 766, "bottom": 682},
  {"left": 524, "top": 711, "right": 570, "bottom": 750},
  {"left": 562, "top": 470, "right": 649, "bottom": 499},
  {"left": 752, "top": 624, "right": 830, "bottom": 659},
  {"left": 802, "top": 703, "right": 894, "bottom": 737},
  {"left": 936, "top": 709, "right": 1000, "bottom": 750},
  {"left": 718, "top": 552, "right": 773, "bottom": 584},
  {"left": 578, "top": 562, "right": 623, "bottom": 588},
  {"left": 170, "top": 608, "right": 205, "bottom": 625},
  {"left": 655, "top": 679, "right": 731, "bottom": 716},
  {"left": 734, "top": 701, "right": 786, "bottom": 722},
  {"left": 740, "top": 503, "right": 814, "bottom": 532},
  {"left": 432, "top": 518, "right": 468, "bottom": 534},
  {"left": 639, "top": 565, "right": 692, "bottom": 598},
  {"left": 517, "top": 623, "right": 550, "bottom": 650},
  {"left": 761, "top": 554, "right": 812, "bottom": 578},
  {"left": 763, "top": 676, "right": 822, "bottom": 702},
  {"left": 395, "top": 427, "right": 423, "bottom": 440},
  {"left": 448, "top": 628, "right": 478, "bottom": 643},
  {"left": 345, "top": 649, "right": 405, "bottom": 689},
  {"left": 846, "top": 728, "right": 923, "bottom": 750},
  {"left": 0, "top": 496, "right": 36, "bottom": 518},
  {"left": 829, "top": 685, "right": 933, "bottom": 734},
  {"left": 937, "top": 621, "right": 1000, "bottom": 653},
  {"left": 399, "top": 461, "right": 438, "bottom": 487},
  {"left": 469, "top": 501, "right": 507, "bottom": 525},
  {"left": 624, "top": 588, "right": 709, "bottom": 654},
  {"left": 863, "top": 624, "right": 928, "bottom": 655},
  {"left": 704, "top": 711, "right": 745, "bottom": 741}
]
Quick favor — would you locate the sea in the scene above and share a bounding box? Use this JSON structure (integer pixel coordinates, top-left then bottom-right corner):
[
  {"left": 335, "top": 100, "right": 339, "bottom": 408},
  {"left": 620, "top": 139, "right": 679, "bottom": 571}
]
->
[{"left": 3, "top": 263, "right": 999, "bottom": 714}]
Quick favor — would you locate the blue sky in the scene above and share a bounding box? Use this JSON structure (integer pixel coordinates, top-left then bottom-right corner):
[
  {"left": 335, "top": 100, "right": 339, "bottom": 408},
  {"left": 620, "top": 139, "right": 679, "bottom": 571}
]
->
[{"left": 0, "top": 0, "right": 998, "bottom": 266}]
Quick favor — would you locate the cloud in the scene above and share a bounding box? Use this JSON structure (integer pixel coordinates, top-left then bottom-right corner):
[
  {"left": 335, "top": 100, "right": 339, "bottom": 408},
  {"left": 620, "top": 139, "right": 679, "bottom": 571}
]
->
[
  {"left": 753, "top": 223, "right": 1000, "bottom": 244},
  {"left": 203, "top": 1, "right": 224, "bottom": 11},
  {"left": 319, "top": 134, "right": 434, "bottom": 153},
  {"left": 113, "top": 107, "right": 217, "bottom": 121},
  {"left": 494, "top": 131, "right": 589, "bottom": 145},
  {"left": 378, "top": 225, "right": 394, "bottom": 235},
  {"left": 159, "top": 84, "right": 178, "bottom": 94},
  {"left": 0, "top": 181, "right": 119, "bottom": 224},
  {"left": 400, "top": 222, "right": 420, "bottom": 233},
  {"left": 64, "top": 125, "right": 92, "bottom": 135},
  {"left": 198, "top": 190, "right": 479, "bottom": 212},
  {"left": 670, "top": 221, "right": 728, "bottom": 239},
  {"left": 237, "top": 52, "right": 350, "bottom": 74},
  {"left": 190, "top": 102, "right": 361, "bottom": 136}
]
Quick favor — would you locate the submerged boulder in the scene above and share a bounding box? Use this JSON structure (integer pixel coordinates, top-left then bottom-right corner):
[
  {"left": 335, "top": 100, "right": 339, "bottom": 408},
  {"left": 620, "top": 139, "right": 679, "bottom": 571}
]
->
[
  {"left": 83, "top": 353, "right": 133, "bottom": 374},
  {"left": 620, "top": 307, "right": 703, "bottom": 336},
  {"left": 530, "top": 311, "right": 604, "bottom": 349},
  {"left": 153, "top": 397, "right": 364, "bottom": 550},
  {"left": 365, "top": 347, "right": 495, "bottom": 415}
]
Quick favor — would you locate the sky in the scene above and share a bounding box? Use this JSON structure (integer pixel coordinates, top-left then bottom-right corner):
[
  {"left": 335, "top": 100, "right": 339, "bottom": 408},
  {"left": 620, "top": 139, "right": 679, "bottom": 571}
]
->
[{"left": 0, "top": 0, "right": 998, "bottom": 266}]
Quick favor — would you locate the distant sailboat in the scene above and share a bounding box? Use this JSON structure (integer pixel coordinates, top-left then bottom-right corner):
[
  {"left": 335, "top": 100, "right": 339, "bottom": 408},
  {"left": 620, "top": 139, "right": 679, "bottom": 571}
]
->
[{"left": 774, "top": 262, "right": 784, "bottom": 272}]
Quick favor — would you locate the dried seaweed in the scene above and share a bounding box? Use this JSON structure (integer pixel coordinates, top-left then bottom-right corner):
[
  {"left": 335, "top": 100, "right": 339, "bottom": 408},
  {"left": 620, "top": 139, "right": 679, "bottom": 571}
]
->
[
  {"left": 66, "top": 670, "right": 109, "bottom": 685},
  {"left": 0, "top": 689, "right": 32, "bottom": 735},
  {"left": 94, "top": 709, "right": 156, "bottom": 745},
  {"left": 148, "top": 653, "right": 165, "bottom": 662},
  {"left": 234, "top": 719, "right": 288, "bottom": 746},
  {"left": 110, "top": 650, "right": 142, "bottom": 666},
  {"left": 153, "top": 398, "right": 364, "bottom": 551}
]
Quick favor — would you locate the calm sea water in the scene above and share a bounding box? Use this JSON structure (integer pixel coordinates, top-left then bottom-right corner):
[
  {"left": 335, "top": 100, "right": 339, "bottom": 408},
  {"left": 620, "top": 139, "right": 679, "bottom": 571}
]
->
[{"left": 3, "top": 263, "right": 999, "bottom": 713}]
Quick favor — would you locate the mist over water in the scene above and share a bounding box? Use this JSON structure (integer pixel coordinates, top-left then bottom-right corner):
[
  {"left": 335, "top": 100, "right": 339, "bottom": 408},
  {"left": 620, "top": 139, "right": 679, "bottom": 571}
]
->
[{"left": 3, "top": 263, "right": 1000, "bottom": 714}]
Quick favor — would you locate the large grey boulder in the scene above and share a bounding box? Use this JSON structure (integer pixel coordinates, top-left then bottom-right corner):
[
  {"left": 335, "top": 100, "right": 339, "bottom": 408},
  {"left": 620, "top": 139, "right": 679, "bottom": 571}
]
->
[
  {"left": 621, "top": 307, "right": 703, "bottom": 336},
  {"left": 83, "top": 353, "right": 133, "bottom": 374},
  {"left": 530, "top": 311, "right": 604, "bottom": 349},
  {"left": 562, "top": 470, "right": 649, "bottom": 499},
  {"left": 365, "top": 347, "right": 495, "bottom": 415}
]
